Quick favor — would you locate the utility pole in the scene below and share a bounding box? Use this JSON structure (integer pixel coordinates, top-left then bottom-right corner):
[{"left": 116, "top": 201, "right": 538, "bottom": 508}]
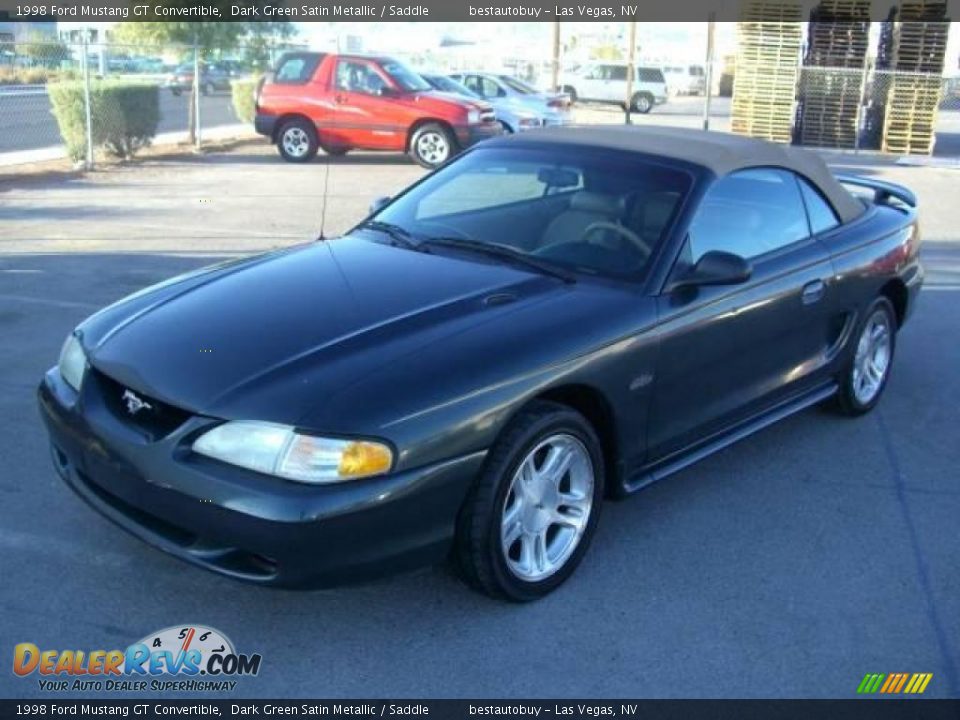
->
[
  {"left": 550, "top": 21, "right": 561, "bottom": 92},
  {"left": 703, "top": 16, "right": 716, "bottom": 131},
  {"left": 81, "top": 26, "right": 94, "bottom": 170},
  {"left": 625, "top": 21, "right": 637, "bottom": 124}
]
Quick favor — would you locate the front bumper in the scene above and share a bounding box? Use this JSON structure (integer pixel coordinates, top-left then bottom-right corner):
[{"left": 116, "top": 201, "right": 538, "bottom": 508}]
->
[
  {"left": 38, "top": 369, "right": 484, "bottom": 588},
  {"left": 455, "top": 122, "right": 503, "bottom": 148}
]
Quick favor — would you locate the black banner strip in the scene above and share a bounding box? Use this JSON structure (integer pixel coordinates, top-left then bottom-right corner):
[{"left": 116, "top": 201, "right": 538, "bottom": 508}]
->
[{"left": 2, "top": 700, "right": 960, "bottom": 720}]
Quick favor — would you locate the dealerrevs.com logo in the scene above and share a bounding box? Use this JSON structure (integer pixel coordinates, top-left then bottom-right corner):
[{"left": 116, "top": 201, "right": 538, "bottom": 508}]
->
[{"left": 13, "top": 625, "right": 262, "bottom": 693}]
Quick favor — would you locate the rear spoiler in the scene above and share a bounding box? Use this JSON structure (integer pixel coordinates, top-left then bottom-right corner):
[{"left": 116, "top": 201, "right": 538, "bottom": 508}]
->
[{"left": 834, "top": 174, "right": 917, "bottom": 208}]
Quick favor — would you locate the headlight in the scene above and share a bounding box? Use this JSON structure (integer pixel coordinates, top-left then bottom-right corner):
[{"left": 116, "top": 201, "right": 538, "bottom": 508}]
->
[
  {"left": 58, "top": 333, "right": 87, "bottom": 392},
  {"left": 467, "top": 109, "right": 480, "bottom": 124},
  {"left": 192, "top": 421, "right": 394, "bottom": 484}
]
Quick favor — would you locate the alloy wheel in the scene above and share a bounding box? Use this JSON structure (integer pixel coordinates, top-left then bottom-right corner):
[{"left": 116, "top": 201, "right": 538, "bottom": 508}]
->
[
  {"left": 852, "top": 308, "right": 893, "bottom": 405},
  {"left": 416, "top": 132, "right": 449, "bottom": 165},
  {"left": 282, "top": 127, "right": 310, "bottom": 159},
  {"left": 500, "top": 433, "right": 594, "bottom": 582}
]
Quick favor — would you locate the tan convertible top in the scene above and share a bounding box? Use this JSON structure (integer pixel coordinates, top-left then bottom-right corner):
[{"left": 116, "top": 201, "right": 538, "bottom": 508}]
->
[{"left": 489, "top": 125, "right": 865, "bottom": 224}]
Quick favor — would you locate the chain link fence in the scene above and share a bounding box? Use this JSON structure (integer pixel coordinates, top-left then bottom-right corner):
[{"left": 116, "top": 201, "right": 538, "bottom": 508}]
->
[
  {"left": 2, "top": 36, "right": 959, "bottom": 169},
  {"left": 0, "top": 37, "right": 303, "bottom": 168}
]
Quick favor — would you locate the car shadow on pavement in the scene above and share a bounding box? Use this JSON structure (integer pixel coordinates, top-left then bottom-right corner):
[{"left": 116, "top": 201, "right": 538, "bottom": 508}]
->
[{"left": 160, "top": 149, "right": 419, "bottom": 168}]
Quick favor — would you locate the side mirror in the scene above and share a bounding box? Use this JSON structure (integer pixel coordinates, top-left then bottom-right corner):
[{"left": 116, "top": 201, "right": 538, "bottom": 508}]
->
[
  {"left": 377, "top": 86, "right": 400, "bottom": 98},
  {"left": 368, "top": 196, "right": 391, "bottom": 216},
  {"left": 671, "top": 250, "right": 752, "bottom": 291}
]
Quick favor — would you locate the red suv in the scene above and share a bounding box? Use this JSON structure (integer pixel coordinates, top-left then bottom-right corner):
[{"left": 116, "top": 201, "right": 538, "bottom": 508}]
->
[{"left": 255, "top": 52, "right": 501, "bottom": 168}]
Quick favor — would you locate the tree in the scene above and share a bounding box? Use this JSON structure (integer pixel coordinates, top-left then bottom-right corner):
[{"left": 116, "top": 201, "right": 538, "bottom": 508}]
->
[
  {"left": 113, "top": 18, "right": 294, "bottom": 144},
  {"left": 243, "top": 22, "right": 296, "bottom": 72}
]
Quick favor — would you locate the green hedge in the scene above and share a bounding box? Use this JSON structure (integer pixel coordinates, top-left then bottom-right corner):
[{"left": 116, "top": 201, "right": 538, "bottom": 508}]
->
[
  {"left": 48, "top": 81, "right": 159, "bottom": 162},
  {"left": 230, "top": 76, "right": 261, "bottom": 125}
]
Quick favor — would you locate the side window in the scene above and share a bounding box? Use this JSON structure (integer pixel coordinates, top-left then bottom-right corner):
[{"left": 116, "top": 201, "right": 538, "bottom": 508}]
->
[
  {"left": 335, "top": 60, "right": 386, "bottom": 95},
  {"left": 462, "top": 75, "right": 483, "bottom": 95},
  {"left": 687, "top": 169, "right": 810, "bottom": 262},
  {"left": 639, "top": 68, "right": 665, "bottom": 83},
  {"left": 479, "top": 77, "right": 503, "bottom": 98},
  {"left": 274, "top": 54, "right": 320, "bottom": 84},
  {"left": 609, "top": 65, "right": 628, "bottom": 81},
  {"left": 798, "top": 177, "right": 840, "bottom": 235}
]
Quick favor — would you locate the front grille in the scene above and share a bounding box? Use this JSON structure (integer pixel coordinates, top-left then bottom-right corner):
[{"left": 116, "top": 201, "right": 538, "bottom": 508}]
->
[{"left": 92, "top": 369, "right": 191, "bottom": 441}]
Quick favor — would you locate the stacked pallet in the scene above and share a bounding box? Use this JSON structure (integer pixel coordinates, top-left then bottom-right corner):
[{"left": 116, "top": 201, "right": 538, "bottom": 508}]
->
[
  {"left": 796, "top": 3, "right": 871, "bottom": 149},
  {"left": 731, "top": 1, "right": 803, "bottom": 143},
  {"left": 879, "top": 0, "right": 950, "bottom": 154}
]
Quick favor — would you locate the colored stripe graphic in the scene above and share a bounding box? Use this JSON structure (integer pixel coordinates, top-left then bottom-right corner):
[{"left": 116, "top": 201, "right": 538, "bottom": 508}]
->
[{"left": 857, "top": 672, "right": 932, "bottom": 694}]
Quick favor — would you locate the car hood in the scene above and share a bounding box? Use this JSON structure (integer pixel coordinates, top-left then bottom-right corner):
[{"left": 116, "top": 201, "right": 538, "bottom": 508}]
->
[
  {"left": 80, "top": 235, "right": 561, "bottom": 423},
  {"left": 404, "top": 90, "right": 492, "bottom": 115}
]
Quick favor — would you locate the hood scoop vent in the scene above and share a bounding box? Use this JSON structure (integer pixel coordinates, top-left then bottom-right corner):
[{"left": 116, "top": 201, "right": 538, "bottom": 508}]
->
[{"left": 483, "top": 292, "right": 518, "bottom": 308}]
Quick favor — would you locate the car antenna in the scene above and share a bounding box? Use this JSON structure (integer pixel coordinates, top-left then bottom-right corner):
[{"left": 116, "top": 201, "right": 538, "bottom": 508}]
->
[{"left": 317, "top": 153, "right": 331, "bottom": 241}]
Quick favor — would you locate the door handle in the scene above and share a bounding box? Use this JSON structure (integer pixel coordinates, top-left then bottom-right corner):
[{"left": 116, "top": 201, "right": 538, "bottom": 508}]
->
[
  {"left": 334, "top": 93, "right": 346, "bottom": 104},
  {"left": 802, "top": 279, "right": 825, "bottom": 305}
]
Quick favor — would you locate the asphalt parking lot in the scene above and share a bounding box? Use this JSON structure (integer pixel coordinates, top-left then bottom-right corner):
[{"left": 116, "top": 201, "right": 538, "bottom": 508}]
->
[{"left": 0, "top": 139, "right": 958, "bottom": 699}]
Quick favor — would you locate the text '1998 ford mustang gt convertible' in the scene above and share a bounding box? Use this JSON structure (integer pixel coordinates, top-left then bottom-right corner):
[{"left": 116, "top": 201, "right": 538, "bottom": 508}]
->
[{"left": 39, "top": 126, "right": 922, "bottom": 601}]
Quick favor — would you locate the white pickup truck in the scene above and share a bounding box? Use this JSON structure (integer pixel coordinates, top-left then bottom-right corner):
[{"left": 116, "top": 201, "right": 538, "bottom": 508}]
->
[{"left": 561, "top": 63, "right": 669, "bottom": 113}]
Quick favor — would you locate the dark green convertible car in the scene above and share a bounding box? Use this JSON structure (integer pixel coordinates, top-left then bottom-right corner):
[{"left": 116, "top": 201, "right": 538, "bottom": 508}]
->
[{"left": 40, "top": 127, "right": 922, "bottom": 601}]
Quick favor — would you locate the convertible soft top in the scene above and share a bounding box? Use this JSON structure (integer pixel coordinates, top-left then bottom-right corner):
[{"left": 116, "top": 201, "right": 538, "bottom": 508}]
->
[{"left": 488, "top": 125, "right": 865, "bottom": 225}]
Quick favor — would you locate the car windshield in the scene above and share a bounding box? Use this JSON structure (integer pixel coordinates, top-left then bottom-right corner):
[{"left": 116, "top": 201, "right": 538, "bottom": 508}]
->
[
  {"left": 380, "top": 60, "right": 432, "bottom": 91},
  {"left": 427, "top": 75, "right": 480, "bottom": 98},
  {"left": 498, "top": 76, "right": 538, "bottom": 94},
  {"left": 372, "top": 147, "right": 691, "bottom": 279}
]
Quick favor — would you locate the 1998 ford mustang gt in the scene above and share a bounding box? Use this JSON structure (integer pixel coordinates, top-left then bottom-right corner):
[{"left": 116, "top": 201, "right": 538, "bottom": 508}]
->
[{"left": 39, "top": 127, "right": 922, "bottom": 601}]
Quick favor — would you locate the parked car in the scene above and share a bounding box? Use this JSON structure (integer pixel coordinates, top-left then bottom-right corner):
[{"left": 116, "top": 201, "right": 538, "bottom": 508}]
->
[
  {"left": 39, "top": 126, "right": 921, "bottom": 601},
  {"left": 165, "top": 62, "right": 233, "bottom": 96},
  {"left": 421, "top": 72, "right": 543, "bottom": 133},
  {"left": 562, "top": 63, "right": 669, "bottom": 113},
  {"left": 254, "top": 52, "right": 500, "bottom": 167},
  {"left": 662, "top": 64, "right": 707, "bottom": 95},
  {"left": 446, "top": 71, "right": 572, "bottom": 131}
]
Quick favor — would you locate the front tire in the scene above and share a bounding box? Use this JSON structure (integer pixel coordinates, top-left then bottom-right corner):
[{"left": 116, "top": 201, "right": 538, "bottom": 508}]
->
[
  {"left": 409, "top": 122, "right": 456, "bottom": 169},
  {"left": 834, "top": 297, "right": 897, "bottom": 415},
  {"left": 277, "top": 119, "right": 318, "bottom": 163},
  {"left": 455, "top": 401, "right": 604, "bottom": 601}
]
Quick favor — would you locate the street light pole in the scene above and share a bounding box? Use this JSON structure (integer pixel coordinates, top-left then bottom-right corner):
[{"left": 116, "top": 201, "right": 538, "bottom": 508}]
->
[
  {"left": 625, "top": 21, "right": 637, "bottom": 125},
  {"left": 551, "top": 21, "right": 561, "bottom": 92},
  {"left": 703, "top": 15, "right": 716, "bottom": 131}
]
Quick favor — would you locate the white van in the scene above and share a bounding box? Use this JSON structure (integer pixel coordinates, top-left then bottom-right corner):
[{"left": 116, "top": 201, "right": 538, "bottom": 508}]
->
[
  {"left": 662, "top": 64, "right": 707, "bottom": 96},
  {"left": 561, "top": 64, "right": 669, "bottom": 113}
]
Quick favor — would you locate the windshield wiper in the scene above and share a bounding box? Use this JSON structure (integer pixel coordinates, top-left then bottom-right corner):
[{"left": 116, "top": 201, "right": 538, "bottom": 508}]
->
[
  {"left": 421, "top": 237, "right": 576, "bottom": 284},
  {"left": 356, "top": 220, "right": 420, "bottom": 250}
]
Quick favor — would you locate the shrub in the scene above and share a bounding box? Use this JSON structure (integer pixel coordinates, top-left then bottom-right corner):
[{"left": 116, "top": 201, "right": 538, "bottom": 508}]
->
[
  {"left": 48, "top": 81, "right": 160, "bottom": 162},
  {"left": 230, "top": 75, "right": 261, "bottom": 125}
]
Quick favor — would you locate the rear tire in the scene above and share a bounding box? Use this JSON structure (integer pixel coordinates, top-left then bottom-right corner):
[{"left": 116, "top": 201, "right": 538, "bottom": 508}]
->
[
  {"left": 455, "top": 401, "right": 604, "bottom": 602},
  {"left": 277, "top": 119, "right": 318, "bottom": 163},
  {"left": 562, "top": 85, "right": 578, "bottom": 103},
  {"left": 409, "top": 122, "right": 457, "bottom": 169},
  {"left": 833, "top": 297, "right": 897, "bottom": 416},
  {"left": 632, "top": 92, "right": 654, "bottom": 114}
]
